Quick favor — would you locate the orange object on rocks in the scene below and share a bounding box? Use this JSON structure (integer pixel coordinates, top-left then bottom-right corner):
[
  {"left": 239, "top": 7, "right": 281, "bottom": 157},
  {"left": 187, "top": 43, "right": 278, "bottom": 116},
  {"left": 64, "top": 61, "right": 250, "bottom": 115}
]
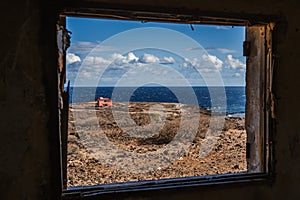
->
[{"left": 95, "top": 97, "right": 112, "bottom": 107}]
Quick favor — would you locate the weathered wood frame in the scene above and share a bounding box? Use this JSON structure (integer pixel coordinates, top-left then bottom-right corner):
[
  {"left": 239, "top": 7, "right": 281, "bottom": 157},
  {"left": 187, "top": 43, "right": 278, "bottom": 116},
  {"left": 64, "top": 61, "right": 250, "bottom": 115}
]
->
[
  {"left": 57, "top": 15, "right": 70, "bottom": 189},
  {"left": 246, "top": 25, "right": 273, "bottom": 173},
  {"left": 56, "top": 6, "right": 274, "bottom": 198}
]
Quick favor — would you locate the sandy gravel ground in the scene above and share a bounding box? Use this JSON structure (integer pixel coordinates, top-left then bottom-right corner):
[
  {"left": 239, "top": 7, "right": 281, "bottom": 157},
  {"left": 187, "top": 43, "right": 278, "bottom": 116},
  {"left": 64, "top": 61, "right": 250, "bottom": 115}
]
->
[{"left": 67, "top": 102, "right": 246, "bottom": 186}]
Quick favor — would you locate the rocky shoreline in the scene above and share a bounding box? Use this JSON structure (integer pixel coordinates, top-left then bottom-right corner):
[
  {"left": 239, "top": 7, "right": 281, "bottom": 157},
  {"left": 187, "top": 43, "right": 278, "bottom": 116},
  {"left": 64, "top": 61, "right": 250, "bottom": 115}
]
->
[{"left": 67, "top": 102, "right": 246, "bottom": 186}]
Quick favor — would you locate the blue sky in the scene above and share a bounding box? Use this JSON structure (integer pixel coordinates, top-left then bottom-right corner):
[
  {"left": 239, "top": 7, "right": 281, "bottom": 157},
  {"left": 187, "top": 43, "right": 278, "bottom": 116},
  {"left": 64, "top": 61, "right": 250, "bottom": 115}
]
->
[{"left": 66, "top": 17, "right": 246, "bottom": 86}]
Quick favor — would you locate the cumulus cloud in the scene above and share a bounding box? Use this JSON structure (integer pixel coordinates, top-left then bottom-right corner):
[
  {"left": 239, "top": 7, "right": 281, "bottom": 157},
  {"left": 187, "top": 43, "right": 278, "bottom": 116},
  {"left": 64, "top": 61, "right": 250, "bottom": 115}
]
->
[
  {"left": 160, "top": 56, "right": 175, "bottom": 64},
  {"left": 128, "top": 52, "right": 139, "bottom": 62},
  {"left": 202, "top": 54, "right": 223, "bottom": 70},
  {"left": 66, "top": 53, "right": 81, "bottom": 64},
  {"left": 84, "top": 56, "right": 111, "bottom": 66},
  {"left": 68, "top": 50, "right": 245, "bottom": 86},
  {"left": 182, "top": 54, "right": 223, "bottom": 73},
  {"left": 139, "top": 53, "right": 160, "bottom": 63},
  {"left": 224, "top": 55, "right": 246, "bottom": 70},
  {"left": 112, "top": 52, "right": 139, "bottom": 65},
  {"left": 79, "top": 52, "right": 168, "bottom": 73}
]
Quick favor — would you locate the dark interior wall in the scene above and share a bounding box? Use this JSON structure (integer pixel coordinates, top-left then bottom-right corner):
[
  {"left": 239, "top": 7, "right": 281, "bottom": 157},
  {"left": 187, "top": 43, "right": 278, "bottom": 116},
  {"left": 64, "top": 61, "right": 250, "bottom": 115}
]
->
[
  {"left": 0, "top": 0, "right": 300, "bottom": 199},
  {"left": 0, "top": 1, "right": 60, "bottom": 199}
]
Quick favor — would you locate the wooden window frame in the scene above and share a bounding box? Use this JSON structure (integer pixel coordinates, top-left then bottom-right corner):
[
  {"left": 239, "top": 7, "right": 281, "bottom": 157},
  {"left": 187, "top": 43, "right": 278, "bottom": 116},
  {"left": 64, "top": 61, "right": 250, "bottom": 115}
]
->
[{"left": 56, "top": 6, "right": 275, "bottom": 199}]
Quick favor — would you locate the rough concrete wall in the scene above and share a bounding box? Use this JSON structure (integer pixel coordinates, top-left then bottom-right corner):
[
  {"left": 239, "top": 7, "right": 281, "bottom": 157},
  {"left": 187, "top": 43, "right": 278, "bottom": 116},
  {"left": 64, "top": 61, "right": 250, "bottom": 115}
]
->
[
  {"left": 0, "top": 0, "right": 61, "bottom": 200},
  {"left": 1, "top": 0, "right": 300, "bottom": 199}
]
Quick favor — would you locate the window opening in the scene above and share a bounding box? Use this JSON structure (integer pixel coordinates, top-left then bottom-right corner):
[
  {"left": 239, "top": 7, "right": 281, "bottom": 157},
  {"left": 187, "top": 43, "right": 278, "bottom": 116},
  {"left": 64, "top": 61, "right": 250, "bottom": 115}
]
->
[{"left": 57, "top": 15, "right": 271, "bottom": 191}]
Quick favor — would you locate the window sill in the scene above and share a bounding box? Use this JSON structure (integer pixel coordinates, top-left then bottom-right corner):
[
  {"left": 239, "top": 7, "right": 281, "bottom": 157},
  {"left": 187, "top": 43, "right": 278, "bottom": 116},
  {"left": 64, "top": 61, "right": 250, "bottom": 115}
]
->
[{"left": 62, "top": 172, "right": 271, "bottom": 199}]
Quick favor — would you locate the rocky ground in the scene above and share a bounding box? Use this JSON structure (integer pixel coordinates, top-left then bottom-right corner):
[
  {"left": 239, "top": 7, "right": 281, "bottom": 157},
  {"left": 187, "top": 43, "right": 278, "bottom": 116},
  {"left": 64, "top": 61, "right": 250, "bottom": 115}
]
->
[{"left": 67, "top": 102, "right": 246, "bottom": 186}]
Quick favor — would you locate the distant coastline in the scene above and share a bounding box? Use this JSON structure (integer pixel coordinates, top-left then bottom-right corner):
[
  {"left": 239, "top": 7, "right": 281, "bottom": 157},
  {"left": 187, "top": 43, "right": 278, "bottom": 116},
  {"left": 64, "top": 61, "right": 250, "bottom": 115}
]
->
[{"left": 68, "top": 86, "right": 245, "bottom": 116}]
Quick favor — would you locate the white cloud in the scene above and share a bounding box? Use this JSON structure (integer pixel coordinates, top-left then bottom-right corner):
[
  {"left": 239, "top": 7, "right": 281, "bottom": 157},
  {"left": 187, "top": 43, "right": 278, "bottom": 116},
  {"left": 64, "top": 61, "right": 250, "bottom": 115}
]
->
[
  {"left": 224, "top": 55, "right": 246, "bottom": 70},
  {"left": 68, "top": 41, "right": 97, "bottom": 54},
  {"left": 111, "top": 53, "right": 125, "bottom": 60},
  {"left": 139, "top": 53, "right": 160, "bottom": 63},
  {"left": 76, "top": 41, "right": 98, "bottom": 47},
  {"left": 94, "top": 57, "right": 111, "bottom": 65},
  {"left": 186, "top": 47, "right": 204, "bottom": 52},
  {"left": 233, "top": 72, "right": 241, "bottom": 77},
  {"left": 160, "top": 56, "right": 175, "bottom": 64},
  {"left": 68, "top": 41, "right": 117, "bottom": 57},
  {"left": 202, "top": 54, "right": 223, "bottom": 70},
  {"left": 68, "top": 51, "right": 245, "bottom": 86},
  {"left": 182, "top": 54, "right": 223, "bottom": 73},
  {"left": 66, "top": 53, "right": 81, "bottom": 64},
  {"left": 112, "top": 52, "right": 139, "bottom": 65},
  {"left": 213, "top": 48, "right": 237, "bottom": 54},
  {"left": 84, "top": 56, "right": 111, "bottom": 66},
  {"left": 127, "top": 52, "right": 139, "bottom": 62},
  {"left": 215, "top": 26, "right": 231, "bottom": 30}
]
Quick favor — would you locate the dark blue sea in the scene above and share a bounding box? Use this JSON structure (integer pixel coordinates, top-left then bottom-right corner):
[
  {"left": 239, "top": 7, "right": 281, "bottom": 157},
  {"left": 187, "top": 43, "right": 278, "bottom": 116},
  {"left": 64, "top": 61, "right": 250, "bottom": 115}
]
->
[{"left": 69, "top": 86, "right": 245, "bottom": 116}]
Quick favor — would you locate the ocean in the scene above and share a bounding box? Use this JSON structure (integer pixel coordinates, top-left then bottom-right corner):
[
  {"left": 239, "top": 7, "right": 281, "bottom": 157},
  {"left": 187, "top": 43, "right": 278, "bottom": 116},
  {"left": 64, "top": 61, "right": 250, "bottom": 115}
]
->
[{"left": 69, "top": 86, "right": 245, "bottom": 116}]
